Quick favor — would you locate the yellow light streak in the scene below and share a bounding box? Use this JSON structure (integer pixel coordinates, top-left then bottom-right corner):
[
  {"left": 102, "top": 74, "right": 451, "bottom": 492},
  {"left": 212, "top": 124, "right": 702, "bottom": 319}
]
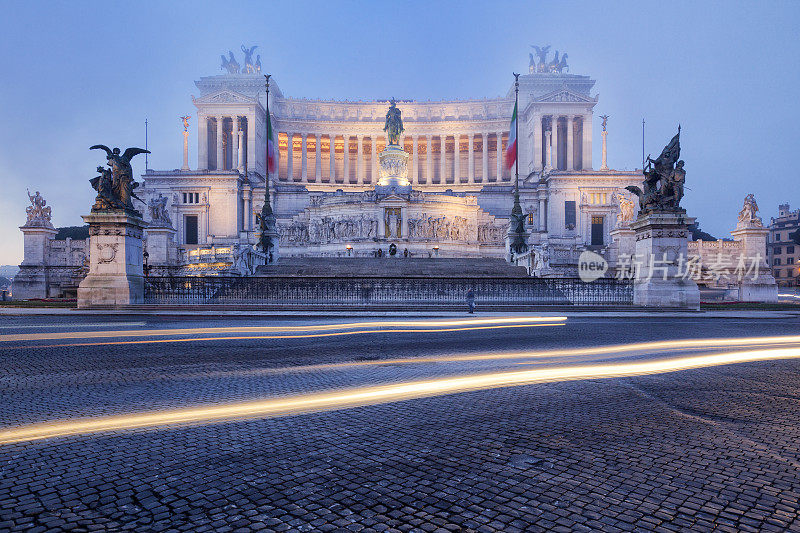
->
[
  {"left": 0, "top": 316, "right": 568, "bottom": 343},
  {"left": 1, "top": 345, "right": 799, "bottom": 445}
]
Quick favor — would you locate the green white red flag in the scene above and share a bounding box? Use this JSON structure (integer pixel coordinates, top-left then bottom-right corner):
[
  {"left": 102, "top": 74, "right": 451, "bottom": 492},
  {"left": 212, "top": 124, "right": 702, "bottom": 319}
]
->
[
  {"left": 505, "top": 101, "right": 517, "bottom": 169},
  {"left": 266, "top": 112, "right": 277, "bottom": 174}
]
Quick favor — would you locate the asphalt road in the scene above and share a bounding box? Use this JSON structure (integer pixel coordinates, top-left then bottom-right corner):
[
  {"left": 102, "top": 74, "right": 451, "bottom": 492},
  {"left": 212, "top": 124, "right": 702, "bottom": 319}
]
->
[{"left": 1, "top": 314, "right": 800, "bottom": 532}]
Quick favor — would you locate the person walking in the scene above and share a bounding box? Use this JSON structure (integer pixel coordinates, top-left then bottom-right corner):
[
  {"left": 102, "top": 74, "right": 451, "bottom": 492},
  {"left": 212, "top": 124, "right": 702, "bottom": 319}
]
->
[{"left": 466, "top": 288, "right": 475, "bottom": 314}]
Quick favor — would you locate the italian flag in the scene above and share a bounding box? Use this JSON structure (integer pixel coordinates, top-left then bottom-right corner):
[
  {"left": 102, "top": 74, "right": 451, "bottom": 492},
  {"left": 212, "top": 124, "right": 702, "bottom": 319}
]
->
[
  {"left": 505, "top": 101, "right": 517, "bottom": 169},
  {"left": 266, "top": 112, "right": 277, "bottom": 174}
]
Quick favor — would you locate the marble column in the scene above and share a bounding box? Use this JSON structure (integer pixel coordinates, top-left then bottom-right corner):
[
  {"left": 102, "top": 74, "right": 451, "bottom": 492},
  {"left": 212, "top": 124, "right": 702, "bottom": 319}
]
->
[
  {"left": 216, "top": 116, "right": 224, "bottom": 171},
  {"left": 237, "top": 129, "right": 245, "bottom": 173},
  {"left": 343, "top": 136, "right": 350, "bottom": 183},
  {"left": 232, "top": 118, "right": 239, "bottom": 171},
  {"left": 538, "top": 194, "right": 547, "bottom": 232},
  {"left": 197, "top": 116, "right": 208, "bottom": 170},
  {"left": 600, "top": 129, "right": 609, "bottom": 171},
  {"left": 300, "top": 133, "right": 307, "bottom": 182},
  {"left": 329, "top": 134, "right": 336, "bottom": 182},
  {"left": 533, "top": 114, "right": 542, "bottom": 171},
  {"left": 286, "top": 132, "right": 294, "bottom": 181},
  {"left": 582, "top": 115, "right": 593, "bottom": 170},
  {"left": 496, "top": 131, "right": 503, "bottom": 181},
  {"left": 426, "top": 136, "right": 432, "bottom": 184},
  {"left": 567, "top": 116, "right": 574, "bottom": 171},
  {"left": 412, "top": 135, "right": 418, "bottom": 184},
  {"left": 356, "top": 135, "right": 363, "bottom": 185},
  {"left": 468, "top": 133, "right": 475, "bottom": 184},
  {"left": 182, "top": 129, "right": 190, "bottom": 171},
  {"left": 242, "top": 187, "right": 251, "bottom": 232},
  {"left": 246, "top": 115, "right": 255, "bottom": 172},
  {"left": 481, "top": 133, "right": 489, "bottom": 182},
  {"left": 439, "top": 135, "right": 447, "bottom": 183},
  {"left": 454, "top": 134, "right": 461, "bottom": 183},
  {"left": 315, "top": 134, "right": 322, "bottom": 181},
  {"left": 551, "top": 116, "right": 559, "bottom": 171},
  {"left": 545, "top": 130, "right": 553, "bottom": 170},
  {"left": 372, "top": 136, "right": 378, "bottom": 183}
]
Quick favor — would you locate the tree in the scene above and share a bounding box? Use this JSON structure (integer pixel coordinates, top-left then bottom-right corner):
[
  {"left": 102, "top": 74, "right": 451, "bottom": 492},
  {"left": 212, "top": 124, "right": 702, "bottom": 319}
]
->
[{"left": 688, "top": 221, "right": 716, "bottom": 241}]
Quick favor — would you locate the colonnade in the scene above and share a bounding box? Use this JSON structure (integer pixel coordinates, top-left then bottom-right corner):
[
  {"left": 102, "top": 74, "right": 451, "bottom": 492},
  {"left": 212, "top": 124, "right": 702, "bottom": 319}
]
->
[
  {"left": 531, "top": 114, "right": 592, "bottom": 171},
  {"left": 197, "top": 116, "right": 252, "bottom": 172},
  {"left": 277, "top": 132, "right": 510, "bottom": 186}
]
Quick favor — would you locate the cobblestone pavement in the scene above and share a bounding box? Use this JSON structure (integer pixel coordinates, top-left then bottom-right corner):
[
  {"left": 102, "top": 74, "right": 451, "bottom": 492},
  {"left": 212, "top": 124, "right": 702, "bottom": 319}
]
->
[{"left": 1, "top": 316, "right": 800, "bottom": 531}]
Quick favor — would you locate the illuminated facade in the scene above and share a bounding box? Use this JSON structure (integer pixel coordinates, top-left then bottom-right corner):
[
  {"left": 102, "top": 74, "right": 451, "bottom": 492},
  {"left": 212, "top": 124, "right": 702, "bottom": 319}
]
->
[{"left": 139, "top": 52, "right": 643, "bottom": 275}]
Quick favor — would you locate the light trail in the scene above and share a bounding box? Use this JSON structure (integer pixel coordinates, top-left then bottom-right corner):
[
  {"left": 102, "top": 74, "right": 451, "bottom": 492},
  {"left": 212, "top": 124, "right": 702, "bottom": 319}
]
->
[
  {"left": 0, "top": 322, "right": 146, "bottom": 330},
  {"left": 2, "top": 345, "right": 800, "bottom": 445},
  {"left": 777, "top": 293, "right": 800, "bottom": 300},
  {"left": 0, "top": 316, "right": 567, "bottom": 343}
]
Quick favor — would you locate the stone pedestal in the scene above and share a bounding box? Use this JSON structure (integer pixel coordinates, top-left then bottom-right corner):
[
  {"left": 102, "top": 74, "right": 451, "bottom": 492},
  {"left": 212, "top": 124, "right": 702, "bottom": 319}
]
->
[
  {"left": 609, "top": 226, "right": 635, "bottom": 275},
  {"left": 375, "top": 145, "right": 411, "bottom": 195},
  {"left": 630, "top": 212, "right": 700, "bottom": 309},
  {"left": 730, "top": 224, "right": 778, "bottom": 302},
  {"left": 144, "top": 224, "right": 179, "bottom": 275},
  {"left": 78, "top": 210, "right": 145, "bottom": 308},
  {"left": 12, "top": 224, "right": 58, "bottom": 299}
]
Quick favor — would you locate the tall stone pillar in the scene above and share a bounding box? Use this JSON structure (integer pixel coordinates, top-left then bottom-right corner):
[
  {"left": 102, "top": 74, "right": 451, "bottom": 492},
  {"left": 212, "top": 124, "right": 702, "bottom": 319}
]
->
[
  {"left": 232, "top": 117, "right": 239, "bottom": 171},
  {"left": 731, "top": 217, "right": 778, "bottom": 302},
  {"left": 481, "top": 133, "right": 489, "bottom": 182},
  {"left": 411, "top": 135, "right": 418, "bottom": 184},
  {"left": 343, "top": 136, "right": 350, "bottom": 183},
  {"left": 545, "top": 130, "right": 553, "bottom": 170},
  {"left": 300, "top": 133, "right": 307, "bottom": 182},
  {"left": 630, "top": 212, "right": 700, "bottom": 309},
  {"left": 242, "top": 187, "right": 251, "bottom": 233},
  {"left": 78, "top": 211, "right": 146, "bottom": 308},
  {"left": 600, "top": 129, "right": 609, "bottom": 171},
  {"left": 468, "top": 133, "right": 475, "bottom": 184},
  {"left": 215, "top": 116, "right": 224, "bottom": 171},
  {"left": 315, "top": 134, "right": 322, "bottom": 182},
  {"left": 330, "top": 135, "right": 337, "bottom": 182},
  {"left": 426, "top": 136, "right": 432, "bottom": 184},
  {"left": 237, "top": 129, "right": 245, "bottom": 173},
  {"left": 532, "top": 114, "right": 542, "bottom": 171},
  {"left": 356, "top": 135, "right": 363, "bottom": 185},
  {"left": 182, "top": 130, "right": 190, "bottom": 171},
  {"left": 538, "top": 194, "right": 547, "bottom": 232},
  {"left": 198, "top": 115, "right": 208, "bottom": 170},
  {"left": 246, "top": 114, "right": 256, "bottom": 172},
  {"left": 551, "top": 116, "right": 559, "bottom": 171},
  {"left": 496, "top": 131, "right": 503, "bottom": 181},
  {"left": 582, "top": 114, "right": 593, "bottom": 170},
  {"left": 372, "top": 136, "right": 379, "bottom": 183},
  {"left": 453, "top": 134, "right": 460, "bottom": 183},
  {"left": 567, "top": 116, "right": 574, "bottom": 171},
  {"left": 439, "top": 135, "right": 447, "bottom": 183},
  {"left": 13, "top": 224, "right": 57, "bottom": 300},
  {"left": 286, "top": 132, "right": 294, "bottom": 181}
]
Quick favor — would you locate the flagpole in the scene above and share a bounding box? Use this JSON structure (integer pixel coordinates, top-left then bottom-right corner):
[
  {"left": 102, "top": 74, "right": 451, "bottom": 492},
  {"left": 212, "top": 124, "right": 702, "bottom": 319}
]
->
[
  {"left": 514, "top": 73, "right": 519, "bottom": 195},
  {"left": 264, "top": 74, "right": 271, "bottom": 205}
]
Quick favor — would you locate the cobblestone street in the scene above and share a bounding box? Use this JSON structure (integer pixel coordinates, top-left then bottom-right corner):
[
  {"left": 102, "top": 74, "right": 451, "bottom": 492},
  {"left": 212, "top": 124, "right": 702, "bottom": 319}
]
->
[{"left": 1, "top": 315, "right": 800, "bottom": 532}]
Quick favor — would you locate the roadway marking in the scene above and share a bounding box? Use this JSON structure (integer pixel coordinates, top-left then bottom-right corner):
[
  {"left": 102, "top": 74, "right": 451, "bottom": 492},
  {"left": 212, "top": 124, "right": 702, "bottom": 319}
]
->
[{"left": 1, "top": 345, "right": 799, "bottom": 445}]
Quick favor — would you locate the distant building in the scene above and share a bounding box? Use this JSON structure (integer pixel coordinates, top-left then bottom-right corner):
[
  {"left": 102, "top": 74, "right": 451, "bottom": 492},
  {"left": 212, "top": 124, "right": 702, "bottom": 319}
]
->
[{"left": 768, "top": 203, "right": 800, "bottom": 286}]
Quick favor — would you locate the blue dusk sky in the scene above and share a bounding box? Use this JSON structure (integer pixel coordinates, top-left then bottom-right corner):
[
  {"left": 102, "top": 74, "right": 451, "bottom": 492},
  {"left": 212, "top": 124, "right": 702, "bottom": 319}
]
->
[{"left": 0, "top": 1, "right": 798, "bottom": 264}]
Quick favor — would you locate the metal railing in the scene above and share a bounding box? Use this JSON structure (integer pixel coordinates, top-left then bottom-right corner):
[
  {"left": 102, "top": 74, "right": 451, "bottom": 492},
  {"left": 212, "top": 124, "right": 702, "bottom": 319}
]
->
[{"left": 143, "top": 275, "right": 633, "bottom": 307}]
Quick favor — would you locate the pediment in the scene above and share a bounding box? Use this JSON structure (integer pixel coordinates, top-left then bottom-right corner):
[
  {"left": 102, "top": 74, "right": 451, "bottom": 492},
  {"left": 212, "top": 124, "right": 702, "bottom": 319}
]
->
[
  {"left": 192, "top": 90, "right": 257, "bottom": 105},
  {"left": 534, "top": 87, "right": 596, "bottom": 103}
]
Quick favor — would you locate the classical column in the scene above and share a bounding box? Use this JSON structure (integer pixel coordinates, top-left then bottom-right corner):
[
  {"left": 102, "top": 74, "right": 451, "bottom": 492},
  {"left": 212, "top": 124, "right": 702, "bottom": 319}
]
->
[
  {"left": 411, "top": 135, "right": 418, "bottom": 184},
  {"left": 600, "top": 128, "right": 609, "bottom": 171},
  {"left": 439, "top": 135, "right": 447, "bottom": 183},
  {"left": 538, "top": 194, "right": 547, "bottom": 232},
  {"left": 197, "top": 115, "right": 208, "bottom": 170},
  {"left": 533, "top": 114, "right": 542, "bottom": 171},
  {"left": 343, "top": 136, "right": 350, "bottom": 183},
  {"left": 286, "top": 132, "right": 294, "bottom": 181},
  {"left": 426, "top": 136, "right": 432, "bottom": 184},
  {"left": 315, "top": 134, "right": 322, "bottom": 182},
  {"left": 232, "top": 118, "right": 239, "bottom": 171},
  {"left": 582, "top": 114, "right": 593, "bottom": 169},
  {"left": 182, "top": 128, "right": 190, "bottom": 171},
  {"left": 545, "top": 130, "right": 553, "bottom": 170},
  {"left": 216, "top": 116, "right": 224, "bottom": 171},
  {"left": 237, "top": 129, "right": 245, "bottom": 173},
  {"left": 551, "top": 116, "right": 560, "bottom": 171},
  {"left": 567, "top": 116, "right": 574, "bottom": 171},
  {"left": 356, "top": 135, "right": 364, "bottom": 185},
  {"left": 246, "top": 115, "right": 255, "bottom": 172},
  {"left": 454, "top": 134, "right": 461, "bottom": 183},
  {"left": 300, "top": 133, "right": 307, "bottom": 182},
  {"left": 329, "top": 134, "right": 336, "bottom": 182},
  {"left": 372, "top": 136, "right": 378, "bottom": 183},
  {"left": 467, "top": 133, "right": 475, "bottom": 184},
  {"left": 481, "top": 133, "right": 489, "bottom": 182},
  {"left": 496, "top": 131, "right": 503, "bottom": 181},
  {"left": 242, "top": 187, "right": 251, "bottom": 233}
]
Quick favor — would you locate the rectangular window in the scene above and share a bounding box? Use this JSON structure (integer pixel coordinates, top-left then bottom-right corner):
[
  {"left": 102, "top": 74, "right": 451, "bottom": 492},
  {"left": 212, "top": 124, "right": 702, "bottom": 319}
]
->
[
  {"left": 565, "top": 201, "right": 576, "bottom": 228},
  {"left": 775, "top": 233, "right": 781, "bottom": 242},
  {"left": 183, "top": 193, "right": 187, "bottom": 204},
  {"left": 195, "top": 193, "right": 200, "bottom": 203},
  {"left": 774, "top": 258, "right": 781, "bottom": 265},
  {"left": 184, "top": 215, "right": 198, "bottom": 245},
  {"left": 774, "top": 270, "right": 782, "bottom": 278},
  {"left": 789, "top": 258, "right": 795, "bottom": 264},
  {"left": 774, "top": 246, "right": 782, "bottom": 255},
  {"left": 788, "top": 245, "right": 795, "bottom": 254},
  {"left": 591, "top": 215, "right": 604, "bottom": 246}
]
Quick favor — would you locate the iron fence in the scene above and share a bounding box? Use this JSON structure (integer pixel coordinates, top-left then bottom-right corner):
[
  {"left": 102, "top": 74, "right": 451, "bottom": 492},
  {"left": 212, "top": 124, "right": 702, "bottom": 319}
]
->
[{"left": 143, "top": 275, "right": 633, "bottom": 307}]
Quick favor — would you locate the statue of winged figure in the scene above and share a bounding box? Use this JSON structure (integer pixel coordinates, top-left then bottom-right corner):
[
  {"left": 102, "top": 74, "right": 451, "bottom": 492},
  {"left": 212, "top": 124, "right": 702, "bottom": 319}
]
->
[
  {"left": 384, "top": 98, "right": 404, "bottom": 146},
  {"left": 241, "top": 45, "right": 258, "bottom": 74},
  {"left": 221, "top": 51, "right": 240, "bottom": 74},
  {"left": 89, "top": 145, "right": 150, "bottom": 212},
  {"left": 530, "top": 45, "right": 551, "bottom": 72}
]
